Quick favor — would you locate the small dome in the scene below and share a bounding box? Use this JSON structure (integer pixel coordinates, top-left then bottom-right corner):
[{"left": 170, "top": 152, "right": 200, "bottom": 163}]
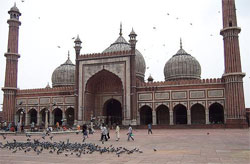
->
[
  {"left": 164, "top": 40, "right": 201, "bottom": 81},
  {"left": 45, "top": 82, "right": 51, "bottom": 88},
  {"left": 9, "top": 3, "right": 20, "bottom": 13},
  {"left": 52, "top": 54, "right": 75, "bottom": 87},
  {"left": 103, "top": 26, "right": 146, "bottom": 80},
  {"left": 147, "top": 74, "right": 154, "bottom": 82}
]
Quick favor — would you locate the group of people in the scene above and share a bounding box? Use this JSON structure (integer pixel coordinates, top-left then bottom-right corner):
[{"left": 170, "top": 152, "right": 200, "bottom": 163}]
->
[
  {"left": 81, "top": 123, "right": 138, "bottom": 142},
  {"left": 0, "top": 121, "right": 19, "bottom": 132}
]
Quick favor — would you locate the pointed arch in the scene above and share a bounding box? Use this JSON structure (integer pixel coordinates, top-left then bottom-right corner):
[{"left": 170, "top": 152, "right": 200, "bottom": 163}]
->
[
  {"left": 28, "top": 108, "right": 37, "bottom": 124},
  {"left": 173, "top": 104, "right": 187, "bottom": 124},
  {"left": 156, "top": 105, "right": 169, "bottom": 125},
  {"left": 190, "top": 103, "right": 205, "bottom": 124},
  {"left": 139, "top": 105, "right": 152, "bottom": 125},
  {"left": 16, "top": 108, "right": 25, "bottom": 125},
  {"left": 53, "top": 108, "right": 63, "bottom": 125},
  {"left": 103, "top": 98, "right": 122, "bottom": 125},
  {"left": 84, "top": 69, "right": 124, "bottom": 121},
  {"left": 209, "top": 103, "right": 224, "bottom": 124},
  {"left": 86, "top": 69, "right": 123, "bottom": 93},
  {"left": 40, "top": 108, "right": 50, "bottom": 126},
  {"left": 65, "top": 107, "right": 74, "bottom": 126}
]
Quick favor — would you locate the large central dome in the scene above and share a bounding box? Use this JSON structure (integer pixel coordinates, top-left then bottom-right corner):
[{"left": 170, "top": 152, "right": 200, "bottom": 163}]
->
[
  {"left": 164, "top": 40, "right": 201, "bottom": 81},
  {"left": 103, "top": 26, "right": 146, "bottom": 80}
]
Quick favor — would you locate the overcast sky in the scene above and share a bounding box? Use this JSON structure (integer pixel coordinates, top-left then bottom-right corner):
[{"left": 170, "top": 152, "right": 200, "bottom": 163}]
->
[{"left": 0, "top": 0, "right": 249, "bottom": 109}]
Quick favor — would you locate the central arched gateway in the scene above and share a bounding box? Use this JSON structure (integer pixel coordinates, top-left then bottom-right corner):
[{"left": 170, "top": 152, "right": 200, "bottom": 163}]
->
[
  {"left": 85, "top": 69, "right": 123, "bottom": 122},
  {"left": 103, "top": 99, "right": 122, "bottom": 125}
]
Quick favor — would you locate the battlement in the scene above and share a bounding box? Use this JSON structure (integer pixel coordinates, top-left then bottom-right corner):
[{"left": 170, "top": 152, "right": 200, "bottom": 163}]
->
[
  {"left": 137, "top": 78, "right": 223, "bottom": 87},
  {"left": 17, "top": 86, "right": 75, "bottom": 94},
  {"left": 78, "top": 50, "right": 132, "bottom": 60}
]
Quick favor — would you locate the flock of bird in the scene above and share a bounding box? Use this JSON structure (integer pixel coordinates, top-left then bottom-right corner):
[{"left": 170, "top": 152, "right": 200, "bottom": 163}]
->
[
  {"left": 18, "top": 0, "right": 221, "bottom": 50},
  {"left": 0, "top": 133, "right": 143, "bottom": 158}
]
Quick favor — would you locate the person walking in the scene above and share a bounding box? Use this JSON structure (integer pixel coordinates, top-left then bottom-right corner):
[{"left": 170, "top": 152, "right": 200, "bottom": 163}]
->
[
  {"left": 82, "top": 124, "right": 88, "bottom": 141},
  {"left": 127, "top": 124, "right": 134, "bottom": 141},
  {"left": 148, "top": 123, "right": 153, "bottom": 134},
  {"left": 100, "top": 124, "right": 108, "bottom": 142},
  {"left": 106, "top": 125, "right": 110, "bottom": 140},
  {"left": 115, "top": 123, "right": 120, "bottom": 141}
]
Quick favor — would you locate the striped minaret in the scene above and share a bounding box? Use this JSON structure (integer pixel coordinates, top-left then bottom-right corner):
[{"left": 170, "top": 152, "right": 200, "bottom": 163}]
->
[
  {"left": 220, "top": 0, "right": 246, "bottom": 126},
  {"left": 2, "top": 3, "right": 21, "bottom": 124}
]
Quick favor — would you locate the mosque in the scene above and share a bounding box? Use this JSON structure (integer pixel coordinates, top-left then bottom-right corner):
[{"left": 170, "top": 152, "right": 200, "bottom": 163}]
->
[{"left": 1, "top": 0, "right": 248, "bottom": 128}]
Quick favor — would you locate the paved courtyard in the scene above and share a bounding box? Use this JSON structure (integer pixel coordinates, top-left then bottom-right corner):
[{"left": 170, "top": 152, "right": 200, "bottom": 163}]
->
[{"left": 0, "top": 129, "right": 249, "bottom": 164}]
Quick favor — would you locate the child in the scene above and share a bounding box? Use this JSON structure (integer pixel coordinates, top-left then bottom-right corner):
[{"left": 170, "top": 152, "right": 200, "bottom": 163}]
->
[{"left": 127, "top": 124, "right": 134, "bottom": 141}]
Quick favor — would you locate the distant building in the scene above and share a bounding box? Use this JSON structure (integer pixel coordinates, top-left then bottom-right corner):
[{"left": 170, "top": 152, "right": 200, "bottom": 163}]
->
[{"left": 1, "top": 1, "right": 248, "bottom": 128}]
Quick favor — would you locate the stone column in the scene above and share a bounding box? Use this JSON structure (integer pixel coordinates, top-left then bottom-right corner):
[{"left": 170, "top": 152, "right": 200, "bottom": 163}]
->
[
  {"left": 62, "top": 110, "right": 66, "bottom": 126},
  {"left": 187, "top": 109, "right": 191, "bottom": 125},
  {"left": 45, "top": 110, "right": 49, "bottom": 129},
  {"left": 19, "top": 112, "right": 23, "bottom": 132},
  {"left": 25, "top": 113, "right": 30, "bottom": 126},
  {"left": 205, "top": 109, "right": 210, "bottom": 124},
  {"left": 14, "top": 114, "right": 18, "bottom": 125},
  {"left": 49, "top": 111, "right": 53, "bottom": 126},
  {"left": 137, "top": 110, "right": 140, "bottom": 125},
  {"left": 170, "top": 110, "right": 173, "bottom": 125},
  {"left": 152, "top": 110, "right": 156, "bottom": 125},
  {"left": 36, "top": 111, "right": 40, "bottom": 126}
]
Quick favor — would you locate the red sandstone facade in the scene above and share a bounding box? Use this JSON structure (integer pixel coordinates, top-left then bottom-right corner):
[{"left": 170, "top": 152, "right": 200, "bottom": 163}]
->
[{"left": 1, "top": 1, "right": 248, "bottom": 128}]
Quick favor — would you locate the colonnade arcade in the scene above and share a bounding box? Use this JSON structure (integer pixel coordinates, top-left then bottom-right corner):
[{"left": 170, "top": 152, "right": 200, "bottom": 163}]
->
[
  {"left": 138, "top": 102, "right": 225, "bottom": 125},
  {"left": 15, "top": 107, "right": 75, "bottom": 127}
]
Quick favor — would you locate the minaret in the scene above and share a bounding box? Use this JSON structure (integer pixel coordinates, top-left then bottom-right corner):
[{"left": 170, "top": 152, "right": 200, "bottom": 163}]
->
[
  {"left": 220, "top": 0, "right": 246, "bottom": 127},
  {"left": 129, "top": 28, "right": 137, "bottom": 124},
  {"left": 2, "top": 3, "right": 21, "bottom": 123},
  {"left": 74, "top": 35, "right": 82, "bottom": 125}
]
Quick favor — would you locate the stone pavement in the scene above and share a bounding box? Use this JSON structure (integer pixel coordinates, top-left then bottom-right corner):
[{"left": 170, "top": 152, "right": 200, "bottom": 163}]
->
[{"left": 0, "top": 129, "right": 249, "bottom": 164}]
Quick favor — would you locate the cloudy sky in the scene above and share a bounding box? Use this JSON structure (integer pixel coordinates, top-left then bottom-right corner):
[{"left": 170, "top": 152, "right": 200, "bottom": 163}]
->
[{"left": 0, "top": 0, "right": 249, "bottom": 109}]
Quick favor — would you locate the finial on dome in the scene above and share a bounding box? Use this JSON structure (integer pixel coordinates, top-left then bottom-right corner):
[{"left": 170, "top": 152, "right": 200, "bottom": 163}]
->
[
  {"left": 119, "top": 22, "right": 122, "bottom": 36},
  {"left": 67, "top": 51, "right": 70, "bottom": 59},
  {"left": 180, "top": 38, "right": 183, "bottom": 49},
  {"left": 14, "top": 2, "right": 17, "bottom": 7},
  {"left": 130, "top": 28, "right": 136, "bottom": 35},
  {"left": 74, "top": 34, "right": 82, "bottom": 43},
  {"left": 45, "top": 82, "right": 51, "bottom": 88}
]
